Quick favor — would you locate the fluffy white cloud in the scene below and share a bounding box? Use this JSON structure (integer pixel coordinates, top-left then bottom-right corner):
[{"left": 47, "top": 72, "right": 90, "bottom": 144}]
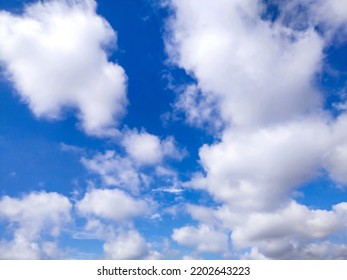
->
[
  {"left": 166, "top": 0, "right": 323, "bottom": 129},
  {"left": 186, "top": 204, "right": 217, "bottom": 226},
  {"left": 175, "top": 200, "right": 347, "bottom": 259},
  {"left": 122, "top": 129, "right": 183, "bottom": 166},
  {"left": 301, "top": 241, "right": 347, "bottom": 260},
  {"left": 174, "top": 84, "right": 223, "bottom": 130},
  {"left": 324, "top": 143, "right": 347, "bottom": 184},
  {"left": 166, "top": 0, "right": 347, "bottom": 259},
  {"left": 282, "top": 0, "right": 347, "bottom": 31},
  {"left": 81, "top": 151, "right": 146, "bottom": 194},
  {"left": 103, "top": 229, "right": 160, "bottom": 260},
  {"left": 0, "top": 191, "right": 72, "bottom": 259},
  {"left": 231, "top": 201, "right": 347, "bottom": 248},
  {"left": 322, "top": 0, "right": 347, "bottom": 26},
  {"left": 172, "top": 224, "right": 229, "bottom": 254},
  {"left": 197, "top": 118, "right": 332, "bottom": 211},
  {"left": 323, "top": 114, "right": 347, "bottom": 184},
  {"left": 74, "top": 200, "right": 160, "bottom": 260},
  {"left": 242, "top": 240, "right": 347, "bottom": 260},
  {"left": 0, "top": 0, "right": 127, "bottom": 136},
  {"left": 76, "top": 188, "right": 150, "bottom": 221},
  {"left": 80, "top": 131, "right": 183, "bottom": 196}
]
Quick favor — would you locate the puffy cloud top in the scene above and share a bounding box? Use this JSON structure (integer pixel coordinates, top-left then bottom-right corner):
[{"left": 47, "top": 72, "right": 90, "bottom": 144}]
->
[
  {"left": 0, "top": 0, "right": 127, "bottom": 136},
  {"left": 76, "top": 188, "right": 150, "bottom": 221},
  {"left": 0, "top": 192, "right": 72, "bottom": 259}
]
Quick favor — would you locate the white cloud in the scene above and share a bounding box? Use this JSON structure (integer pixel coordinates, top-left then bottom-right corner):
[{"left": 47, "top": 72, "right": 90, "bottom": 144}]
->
[
  {"left": 242, "top": 240, "right": 347, "bottom": 260},
  {"left": 324, "top": 143, "right": 347, "bottom": 184},
  {"left": 287, "top": 0, "right": 347, "bottom": 31},
  {"left": 81, "top": 131, "right": 184, "bottom": 194},
  {"left": 230, "top": 201, "right": 347, "bottom": 249},
  {"left": 323, "top": 114, "right": 347, "bottom": 184},
  {"left": 174, "top": 84, "right": 223, "bottom": 131},
  {"left": 193, "top": 120, "right": 347, "bottom": 259},
  {"left": 322, "top": 0, "right": 347, "bottom": 26},
  {"left": 73, "top": 210, "right": 160, "bottom": 259},
  {"left": 122, "top": 129, "right": 183, "bottom": 166},
  {"left": 166, "top": 0, "right": 347, "bottom": 259},
  {"left": 166, "top": 0, "right": 324, "bottom": 129},
  {"left": 81, "top": 151, "right": 145, "bottom": 194},
  {"left": 323, "top": 112, "right": 347, "bottom": 185},
  {"left": 0, "top": 191, "right": 72, "bottom": 259},
  {"left": 72, "top": 215, "right": 161, "bottom": 259},
  {"left": 76, "top": 188, "right": 150, "bottom": 222},
  {"left": 301, "top": 241, "right": 347, "bottom": 260},
  {"left": 172, "top": 224, "right": 229, "bottom": 254},
  {"left": 74, "top": 187, "right": 161, "bottom": 259},
  {"left": 0, "top": 0, "right": 127, "bottom": 136},
  {"left": 186, "top": 204, "right": 217, "bottom": 226},
  {"left": 176, "top": 200, "right": 347, "bottom": 259},
  {"left": 122, "top": 130, "right": 162, "bottom": 166},
  {"left": 103, "top": 229, "right": 160, "bottom": 260},
  {"left": 197, "top": 118, "right": 332, "bottom": 211}
]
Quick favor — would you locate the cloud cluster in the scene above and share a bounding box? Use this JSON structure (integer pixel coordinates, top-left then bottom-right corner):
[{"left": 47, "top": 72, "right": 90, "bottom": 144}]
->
[
  {"left": 0, "top": 188, "right": 159, "bottom": 260},
  {"left": 81, "top": 128, "right": 183, "bottom": 193},
  {"left": 81, "top": 151, "right": 146, "bottom": 195},
  {"left": 0, "top": 192, "right": 72, "bottom": 259},
  {"left": 75, "top": 187, "right": 160, "bottom": 259},
  {"left": 166, "top": 0, "right": 347, "bottom": 258},
  {"left": 77, "top": 128, "right": 184, "bottom": 258},
  {"left": 0, "top": 0, "right": 127, "bottom": 136}
]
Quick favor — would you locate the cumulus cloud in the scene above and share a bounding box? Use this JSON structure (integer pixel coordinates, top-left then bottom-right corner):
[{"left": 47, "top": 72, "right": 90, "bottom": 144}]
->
[
  {"left": 0, "top": 192, "right": 72, "bottom": 259},
  {"left": 81, "top": 151, "right": 146, "bottom": 194},
  {"left": 197, "top": 118, "right": 332, "bottom": 211},
  {"left": 166, "top": 0, "right": 347, "bottom": 258},
  {"left": 81, "top": 135, "right": 183, "bottom": 194},
  {"left": 231, "top": 201, "right": 347, "bottom": 255},
  {"left": 174, "top": 84, "right": 223, "bottom": 131},
  {"left": 0, "top": 0, "right": 127, "bottom": 136},
  {"left": 121, "top": 129, "right": 183, "bottom": 166},
  {"left": 103, "top": 229, "right": 160, "bottom": 260},
  {"left": 277, "top": 0, "right": 347, "bottom": 34},
  {"left": 78, "top": 133, "right": 184, "bottom": 259},
  {"left": 301, "top": 241, "right": 347, "bottom": 260},
  {"left": 80, "top": 128, "right": 184, "bottom": 195},
  {"left": 321, "top": 0, "right": 347, "bottom": 26},
  {"left": 172, "top": 224, "right": 229, "bottom": 254},
  {"left": 166, "top": 0, "right": 323, "bottom": 129},
  {"left": 75, "top": 188, "right": 160, "bottom": 259},
  {"left": 243, "top": 241, "right": 347, "bottom": 260},
  {"left": 76, "top": 188, "right": 151, "bottom": 222}
]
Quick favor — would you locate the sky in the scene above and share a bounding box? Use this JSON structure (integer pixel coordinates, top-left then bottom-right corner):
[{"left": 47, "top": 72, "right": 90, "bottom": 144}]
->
[{"left": 0, "top": 0, "right": 347, "bottom": 260}]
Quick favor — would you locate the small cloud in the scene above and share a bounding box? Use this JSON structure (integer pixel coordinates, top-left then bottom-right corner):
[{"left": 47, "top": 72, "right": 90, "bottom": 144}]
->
[
  {"left": 121, "top": 128, "right": 184, "bottom": 166},
  {"left": 60, "top": 143, "right": 84, "bottom": 154},
  {"left": 153, "top": 187, "right": 184, "bottom": 194},
  {"left": 76, "top": 188, "right": 151, "bottom": 222}
]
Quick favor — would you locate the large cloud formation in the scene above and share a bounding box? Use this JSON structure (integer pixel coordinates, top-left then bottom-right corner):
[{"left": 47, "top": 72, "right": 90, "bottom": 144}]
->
[
  {"left": 0, "top": 0, "right": 127, "bottom": 136},
  {"left": 166, "top": 0, "right": 347, "bottom": 259}
]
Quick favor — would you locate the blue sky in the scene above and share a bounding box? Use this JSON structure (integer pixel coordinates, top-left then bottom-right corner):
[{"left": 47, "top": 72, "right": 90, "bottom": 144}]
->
[{"left": 0, "top": 0, "right": 347, "bottom": 259}]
